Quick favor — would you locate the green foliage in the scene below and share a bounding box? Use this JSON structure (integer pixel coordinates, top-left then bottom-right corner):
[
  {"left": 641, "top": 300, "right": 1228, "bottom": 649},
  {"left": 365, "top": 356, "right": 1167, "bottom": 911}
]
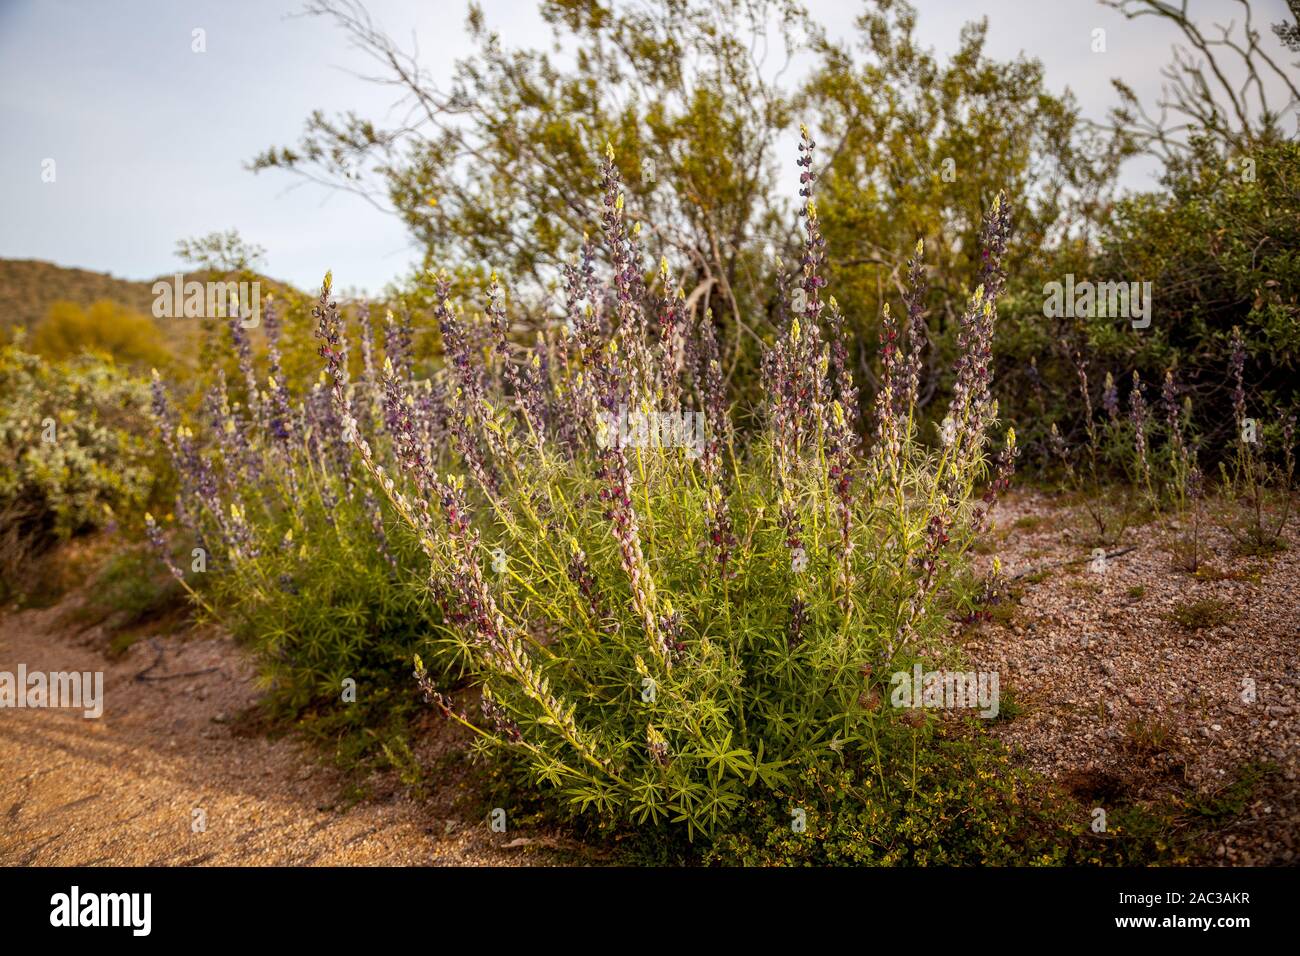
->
[
  {"left": 1004, "top": 140, "right": 1300, "bottom": 472},
  {"left": 1165, "top": 596, "right": 1234, "bottom": 630},
  {"left": 0, "top": 341, "right": 160, "bottom": 541},
  {"left": 202, "top": 489, "right": 443, "bottom": 719},
  {"left": 806, "top": 0, "right": 1122, "bottom": 433},
  {"left": 302, "top": 136, "right": 1023, "bottom": 844},
  {"left": 175, "top": 229, "right": 266, "bottom": 274},
  {"left": 147, "top": 290, "right": 449, "bottom": 765},
  {"left": 704, "top": 727, "right": 1075, "bottom": 865},
  {"left": 89, "top": 546, "right": 184, "bottom": 623},
  {"left": 58, "top": 545, "right": 188, "bottom": 655},
  {"left": 32, "top": 299, "right": 173, "bottom": 370}
]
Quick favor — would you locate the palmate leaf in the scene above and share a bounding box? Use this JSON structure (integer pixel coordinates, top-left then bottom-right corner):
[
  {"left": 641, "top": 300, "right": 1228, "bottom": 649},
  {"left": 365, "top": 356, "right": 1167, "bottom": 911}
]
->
[
  {"left": 698, "top": 786, "right": 744, "bottom": 831},
  {"left": 744, "top": 739, "right": 791, "bottom": 789},
  {"left": 628, "top": 774, "right": 670, "bottom": 826},
  {"left": 698, "top": 730, "right": 754, "bottom": 780},
  {"left": 563, "top": 781, "right": 621, "bottom": 816}
]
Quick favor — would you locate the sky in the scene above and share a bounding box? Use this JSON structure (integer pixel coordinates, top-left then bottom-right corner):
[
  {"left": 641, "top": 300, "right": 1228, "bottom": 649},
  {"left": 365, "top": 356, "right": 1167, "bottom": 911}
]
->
[{"left": 0, "top": 0, "right": 1294, "bottom": 295}]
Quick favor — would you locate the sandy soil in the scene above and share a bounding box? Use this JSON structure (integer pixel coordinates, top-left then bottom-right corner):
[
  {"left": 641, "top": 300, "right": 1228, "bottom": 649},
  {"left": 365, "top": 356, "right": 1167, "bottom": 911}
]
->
[{"left": 0, "top": 593, "right": 565, "bottom": 866}]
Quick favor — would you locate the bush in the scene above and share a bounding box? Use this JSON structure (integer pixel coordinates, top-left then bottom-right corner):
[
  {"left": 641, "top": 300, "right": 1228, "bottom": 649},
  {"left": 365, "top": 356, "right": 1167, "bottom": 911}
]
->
[
  {"left": 0, "top": 341, "right": 159, "bottom": 563},
  {"left": 147, "top": 292, "right": 447, "bottom": 734},
  {"left": 997, "top": 138, "right": 1300, "bottom": 476},
  {"left": 32, "top": 299, "right": 173, "bottom": 370},
  {"left": 311, "top": 131, "right": 1021, "bottom": 842}
]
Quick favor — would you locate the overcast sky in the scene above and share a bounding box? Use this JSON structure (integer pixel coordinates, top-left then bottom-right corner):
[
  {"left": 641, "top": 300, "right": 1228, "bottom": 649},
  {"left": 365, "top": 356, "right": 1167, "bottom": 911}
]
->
[{"left": 1, "top": 0, "right": 1294, "bottom": 295}]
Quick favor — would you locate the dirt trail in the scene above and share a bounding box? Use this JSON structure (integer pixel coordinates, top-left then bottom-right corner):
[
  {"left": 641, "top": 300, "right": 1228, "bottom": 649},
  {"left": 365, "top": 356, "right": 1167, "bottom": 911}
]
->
[{"left": 0, "top": 595, "right": 559, "bottom": 866}]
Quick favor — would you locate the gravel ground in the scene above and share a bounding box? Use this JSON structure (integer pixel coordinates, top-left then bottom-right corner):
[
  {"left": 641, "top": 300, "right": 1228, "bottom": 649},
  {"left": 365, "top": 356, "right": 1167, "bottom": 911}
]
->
[
  {"left": 0, "top": 591, "right": 567, "bottom": 866},
  {"left": 964, "top": 490, "right": 1300, "bottom": 865}
]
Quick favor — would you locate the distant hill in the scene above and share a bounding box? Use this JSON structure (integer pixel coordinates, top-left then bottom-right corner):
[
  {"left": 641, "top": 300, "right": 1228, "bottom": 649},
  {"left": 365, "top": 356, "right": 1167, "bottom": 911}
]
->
[
  {"left": 0, "top": 259, "right": 159, "bottom": 333},
  {"left": 0, "top": 258, "right": 314, "bottom": 371}
]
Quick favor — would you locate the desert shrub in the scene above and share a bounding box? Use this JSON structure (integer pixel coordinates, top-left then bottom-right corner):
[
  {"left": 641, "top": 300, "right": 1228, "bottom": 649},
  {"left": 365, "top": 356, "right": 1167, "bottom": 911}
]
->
[
  {"left": 32, "top": 299, "right": 173, "bottom": 370},
  {"left": 85, "top": 547, "right": 185, "bottom": 625},
  {"left": 1166, "top": 597, "right": 1234, "bottom": 631},
  {"left": 0, "top": 342, "right": 159, "bottom": 575},
  {"left": 146, "top": 294, "right": 447, "bottom": 728},
  {"left": 1044, "top": 321, "right": 1294, "bottom": 559},
  {"left": 999, "top": 139, "right": 1300, "bottom": 477},
  {"left": 315, "top": 132, "right": 1020, "bottom": 842}
]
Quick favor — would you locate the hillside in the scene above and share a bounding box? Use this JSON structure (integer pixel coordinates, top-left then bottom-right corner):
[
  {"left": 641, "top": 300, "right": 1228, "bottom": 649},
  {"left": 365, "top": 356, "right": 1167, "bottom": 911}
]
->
[
  {"left": 0, "top": 259, "right": 159, "bottom": 332},
  {"left": 0, "top": 259, "right": 319, "bottom": 375}
]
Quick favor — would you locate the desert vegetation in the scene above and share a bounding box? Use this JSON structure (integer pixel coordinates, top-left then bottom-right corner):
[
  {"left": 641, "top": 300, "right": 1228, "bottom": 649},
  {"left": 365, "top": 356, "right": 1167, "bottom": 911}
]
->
[{"left": 3, "top": 0, "right": 1298, "bottom": 869}]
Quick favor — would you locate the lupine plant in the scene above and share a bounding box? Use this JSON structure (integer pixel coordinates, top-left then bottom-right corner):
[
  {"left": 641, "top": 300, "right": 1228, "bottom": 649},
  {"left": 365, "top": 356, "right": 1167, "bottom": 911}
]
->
[
  {"left": 1220, "top": 326, "right": 1296, "bottom": 554},
  {"left": 1047, "top": 353, "right": 1153, "bottom": 545},
  {"left": 147, "top": 294, "right": 444, "bottom": 721},
  {"left": 1046, "top": 321, "right": 1297, "bottom": 569},
  {"left": 318, "top": 129, "right": 1018, "bottom": 839},
  {"left": 1158, "top": 367, "right": 1205, "bottom": 571}
]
